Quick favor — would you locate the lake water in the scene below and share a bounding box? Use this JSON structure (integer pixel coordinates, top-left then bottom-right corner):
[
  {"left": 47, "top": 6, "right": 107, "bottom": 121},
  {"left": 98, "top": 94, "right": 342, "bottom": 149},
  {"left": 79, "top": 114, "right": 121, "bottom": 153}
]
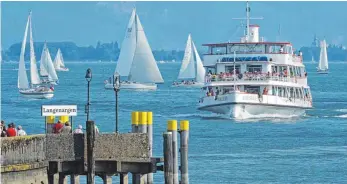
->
[{"left": 1, "top": 61, "right": 347, "bottom": 183}]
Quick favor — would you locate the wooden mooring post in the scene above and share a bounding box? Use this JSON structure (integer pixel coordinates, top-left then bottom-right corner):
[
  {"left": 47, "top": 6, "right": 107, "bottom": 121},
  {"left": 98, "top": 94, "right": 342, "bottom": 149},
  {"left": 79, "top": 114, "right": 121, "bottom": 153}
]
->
[
  {"left": 86, "top": 120, "right": 95, "bottom": 184},
  {"left": 179, "top": 120, "right": 189, "bottom": 184},
  {"left": 138, "top": 112, "right": 148, "bottom": 184},
  {"left": 147, "top": 112, "right": 154, "bottom": 184},
  {"left": 167, "top": 120, "right": 179, "bottom": 184},
  {"left": 163, "top": 132, "right": 173, "bottom": 184}
]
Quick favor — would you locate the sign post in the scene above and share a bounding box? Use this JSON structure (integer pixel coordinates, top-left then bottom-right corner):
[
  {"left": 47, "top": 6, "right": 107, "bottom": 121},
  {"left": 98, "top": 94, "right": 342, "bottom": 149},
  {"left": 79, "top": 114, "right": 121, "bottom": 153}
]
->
[{"left": 41, "top": 105, "right": 78, "bottom": 133}]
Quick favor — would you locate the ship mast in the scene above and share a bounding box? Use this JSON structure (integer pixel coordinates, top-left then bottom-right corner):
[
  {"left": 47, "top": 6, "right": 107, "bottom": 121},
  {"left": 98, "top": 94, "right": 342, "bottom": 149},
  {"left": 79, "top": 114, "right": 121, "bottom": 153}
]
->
[{"left": 232, "top": 1, "right": 263, "bottom": 42}]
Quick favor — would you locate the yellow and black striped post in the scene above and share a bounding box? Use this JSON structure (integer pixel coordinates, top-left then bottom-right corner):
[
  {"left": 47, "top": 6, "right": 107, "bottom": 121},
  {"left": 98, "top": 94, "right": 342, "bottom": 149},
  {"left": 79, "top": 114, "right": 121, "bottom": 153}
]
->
[{"left": 167, "top": 120, "right": 178, "bottom": 184}]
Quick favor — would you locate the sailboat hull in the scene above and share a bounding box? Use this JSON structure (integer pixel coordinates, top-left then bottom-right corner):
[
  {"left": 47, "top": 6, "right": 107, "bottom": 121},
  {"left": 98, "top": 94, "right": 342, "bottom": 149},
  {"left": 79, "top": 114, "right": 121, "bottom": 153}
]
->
[
  {"left": 317, "top": 69, "right": 329, "bottom": 74},
  {"left": 19, "top": 89, "right": 54, "bottom": 99},
  {"left": 105, "top": 82, "right": 157, "bottom": 90},
  {"left": 172, "top": 82, "right": 204, "bottom": 88},
  {"left": 56, "top": 67, "right": 69, "bottom": 72}
]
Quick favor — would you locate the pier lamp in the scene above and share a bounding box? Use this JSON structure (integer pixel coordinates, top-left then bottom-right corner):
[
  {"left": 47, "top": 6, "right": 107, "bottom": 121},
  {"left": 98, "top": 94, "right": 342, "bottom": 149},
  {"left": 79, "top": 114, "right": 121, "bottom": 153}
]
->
[
  {"left": 113, "top": 72, "right": 121, "bottom": 133},
  {"left": 85, "top": 68, "right": 92, "bottom": 121}
]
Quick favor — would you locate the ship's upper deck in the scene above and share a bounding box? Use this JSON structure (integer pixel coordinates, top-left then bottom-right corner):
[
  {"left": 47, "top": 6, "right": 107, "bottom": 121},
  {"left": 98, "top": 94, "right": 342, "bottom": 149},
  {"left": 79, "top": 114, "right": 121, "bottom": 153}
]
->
[{"left": 203, "top": 42, "right": 293, "bottom": 55}]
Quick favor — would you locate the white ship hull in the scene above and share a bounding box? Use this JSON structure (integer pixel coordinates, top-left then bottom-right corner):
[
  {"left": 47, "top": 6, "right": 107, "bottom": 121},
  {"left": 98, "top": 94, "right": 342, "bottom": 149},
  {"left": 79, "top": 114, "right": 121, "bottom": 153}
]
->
[
  {"left": 19, "top": 89, "right": 54, "bottom": 99},
  {"left": 198, "top": 92, "right": 312, "bottom": 119},
  {"left": 105, "top": 82, "right": 157, "bottom": 90}
]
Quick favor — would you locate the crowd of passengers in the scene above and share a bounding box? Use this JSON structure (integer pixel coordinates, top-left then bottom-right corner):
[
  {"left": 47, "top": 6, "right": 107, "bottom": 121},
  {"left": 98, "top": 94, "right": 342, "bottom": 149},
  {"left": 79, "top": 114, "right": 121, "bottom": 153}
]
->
[
  {"left": 203, "top": 86, "right": 311, "bottom": 102},
  {"left": 205, "top": 69, "right": 307, "bottom": 82}
]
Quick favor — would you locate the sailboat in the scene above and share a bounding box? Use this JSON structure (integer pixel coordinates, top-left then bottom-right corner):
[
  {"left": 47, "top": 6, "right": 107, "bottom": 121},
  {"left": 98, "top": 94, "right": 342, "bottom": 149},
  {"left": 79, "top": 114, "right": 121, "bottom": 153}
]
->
[
  {"left": 311, "top": 56, "right": 315, "bottom": 63},
  {"left": 317, "top": 39, "right": 329, "bottom": 74},
  {"left": 104, "top": 8, "right": 164, "bottom": 90},
  {"left": 172, "top": 34, "right": 206, "bottom": 87},
  {"left": 54, "top": 49, "right": 69, "bottom": 71},
  {"left": 40, "top": 42, "right": 59, "bottom": 84},
  {"left": 18, "top": 12, "right": 54, "bottom": 99}
]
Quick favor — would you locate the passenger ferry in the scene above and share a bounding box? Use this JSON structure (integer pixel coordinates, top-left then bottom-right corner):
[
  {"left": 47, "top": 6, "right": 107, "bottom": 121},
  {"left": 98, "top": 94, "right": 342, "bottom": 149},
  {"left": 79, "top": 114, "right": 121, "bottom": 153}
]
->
[{"left": 198, "top": 2, "right": 313, "bottom": 119}]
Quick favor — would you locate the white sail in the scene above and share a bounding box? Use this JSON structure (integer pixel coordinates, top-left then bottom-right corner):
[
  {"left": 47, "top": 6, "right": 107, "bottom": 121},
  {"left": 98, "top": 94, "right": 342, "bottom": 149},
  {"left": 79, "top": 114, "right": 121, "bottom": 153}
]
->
[
  {"left": 59, "top": 49, "right": 65, "bottom": 67},
  {"left": 40, "top": 45, "right": 48, "bottom": 76},
  {"left": 192, "top": 41, "right": 205, "bottom": 83},
  {"left": 54, "top": 49, "right": 64, "bottom": 69},
  {"left": 128, "top": 15, "right": 164, "bottom": 83},
  {"left": 42, "top": 43, "right": 58, "bottom": 81},
  {"left": 18, "top": 15, "right": 30, "bottom": 89},
  {"left": 178, "top": 34, "right": 195, "bottom": 79},
  {"left": 29, "top": 14, "right": 41, "bottom": 85},
  {"left": 318, "top": 40, "right": 328, "bottom": 70},
  {"left": 115, "top": 8, "right": 137, "bottom": 77}
]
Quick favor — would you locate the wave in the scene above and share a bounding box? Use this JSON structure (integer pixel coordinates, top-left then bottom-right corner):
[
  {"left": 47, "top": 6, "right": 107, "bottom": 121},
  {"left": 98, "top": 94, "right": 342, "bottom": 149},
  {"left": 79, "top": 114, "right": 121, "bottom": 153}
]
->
[
  {"left": 335, "top": 114, "right": 347, "bottom": 118},
  {"left": 335, "top": 109, "right": 347, "bottom": 112},
  {"left": 156, "top": 112, "right": 227, "bottom": 119}
]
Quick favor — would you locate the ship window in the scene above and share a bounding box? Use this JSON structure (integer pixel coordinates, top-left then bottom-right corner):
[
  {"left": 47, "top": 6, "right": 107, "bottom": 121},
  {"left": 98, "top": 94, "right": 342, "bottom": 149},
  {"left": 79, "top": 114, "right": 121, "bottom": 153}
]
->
[
  {"left": 272, "top": 86, "right": 277, "bottom": 96},
  {"left": 244, "top": 86, "right": 260, "bottom": 94},
  {"left": 247, "top": 65, "right": 262, "bottom": 73},
  {"left": 278, "top": 87, "right": 283, "bottom": 97},
  {"left": 225, "top": 65, "right": 240, "bottom": 73}
]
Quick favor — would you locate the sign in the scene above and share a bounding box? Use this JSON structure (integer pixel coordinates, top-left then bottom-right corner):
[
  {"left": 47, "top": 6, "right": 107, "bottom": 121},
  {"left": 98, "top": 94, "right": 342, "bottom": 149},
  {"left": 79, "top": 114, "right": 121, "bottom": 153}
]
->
[{"left": 41, "top": 105, "right": 77, "bottom": 116}]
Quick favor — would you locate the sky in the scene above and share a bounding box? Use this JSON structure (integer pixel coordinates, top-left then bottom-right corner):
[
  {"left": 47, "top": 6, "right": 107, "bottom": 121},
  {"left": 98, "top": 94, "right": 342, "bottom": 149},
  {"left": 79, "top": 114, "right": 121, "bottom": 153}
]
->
[{"left": 2, "top": 1, "right": 347, "bottom": 51}]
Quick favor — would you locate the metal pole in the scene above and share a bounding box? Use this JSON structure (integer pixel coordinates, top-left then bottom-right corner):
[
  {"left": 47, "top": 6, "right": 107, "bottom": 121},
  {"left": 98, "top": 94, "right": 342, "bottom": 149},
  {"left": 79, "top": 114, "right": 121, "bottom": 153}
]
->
[
  {"left": 163, "top": 132, "right": 173, "bottom": 184},
  {"left": 87, "top": 81, "right": 90, "bottom": 121},
  {"left": 115, "top": 89, "right": 118, "bottom": 133},
  {"left": 179, "top": 121, "right": 189, "bottom": 184}
]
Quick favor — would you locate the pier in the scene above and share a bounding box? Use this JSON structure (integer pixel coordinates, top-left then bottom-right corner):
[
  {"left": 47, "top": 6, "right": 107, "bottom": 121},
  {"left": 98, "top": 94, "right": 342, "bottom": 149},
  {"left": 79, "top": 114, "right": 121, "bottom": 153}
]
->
[{"left": 0, "top": 112, "right": 190, "bottom": 184}]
